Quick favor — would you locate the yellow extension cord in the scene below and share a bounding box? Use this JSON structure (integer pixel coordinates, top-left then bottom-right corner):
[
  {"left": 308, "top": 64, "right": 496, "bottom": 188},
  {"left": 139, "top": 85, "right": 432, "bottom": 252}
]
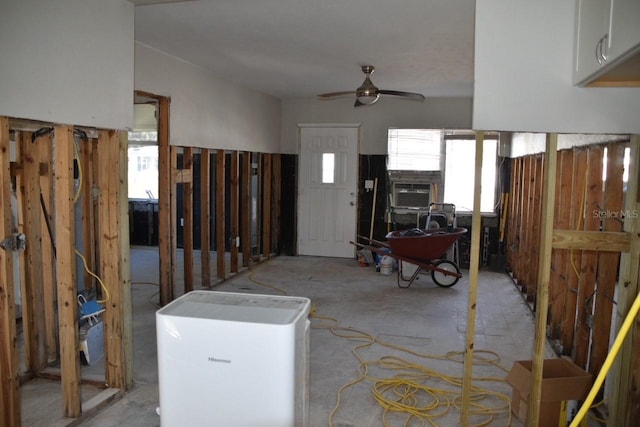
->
[
  {"left": 246, "top": 263, "right": 514, "bottom": 427},
  {"left": 569, "top": 288, "right": 640, "bottom": 427}
]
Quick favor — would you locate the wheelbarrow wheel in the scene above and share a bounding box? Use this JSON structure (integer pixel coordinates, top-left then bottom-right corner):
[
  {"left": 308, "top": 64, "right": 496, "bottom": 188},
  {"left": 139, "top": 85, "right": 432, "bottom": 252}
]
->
[{"left": 431, "top": 260, "right": 460, "bottom": 287}]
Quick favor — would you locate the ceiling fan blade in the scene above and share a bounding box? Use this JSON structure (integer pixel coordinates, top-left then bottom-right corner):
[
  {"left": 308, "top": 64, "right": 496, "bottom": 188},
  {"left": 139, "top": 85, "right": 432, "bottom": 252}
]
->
[
  {"left": 317, "top": 91, "right": 355, "bottom": 99},
  {"left": 379, "top": 90, "right": 425, "bottom": 101}
]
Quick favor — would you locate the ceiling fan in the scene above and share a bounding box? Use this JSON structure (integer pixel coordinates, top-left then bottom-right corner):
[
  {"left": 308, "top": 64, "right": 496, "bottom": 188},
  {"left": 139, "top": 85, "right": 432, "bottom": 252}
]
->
[{"left": 317, "top": 65, "right": 425, "bottom": 107}]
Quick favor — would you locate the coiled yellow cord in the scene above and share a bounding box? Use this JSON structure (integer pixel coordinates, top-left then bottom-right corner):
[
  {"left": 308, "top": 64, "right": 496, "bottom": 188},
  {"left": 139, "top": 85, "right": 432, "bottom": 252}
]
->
[{"left": 246, "top": 264, "right": 514, "bottom": 427}]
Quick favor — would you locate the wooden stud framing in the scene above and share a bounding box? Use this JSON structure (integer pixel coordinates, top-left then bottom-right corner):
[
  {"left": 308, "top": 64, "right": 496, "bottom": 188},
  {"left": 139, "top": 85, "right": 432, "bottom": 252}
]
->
[
  {"left": 97, "top": 130, "right": 126, "bottom": 389},
  {"left": 216, "top": 150, "right": 225, "bottom": 279},
  {"left": 80, "top": 137, "right": 97, "bottom": 293},
  {"left": 182, "top": 147, "right": 194, "bottom": 293},
  {"left": 262, "top": 154, "right": 272, "bottom": 258},
  {"left": 241, "top": 152, "right": 251, "bottom": 267},
  {"left": 157, "top": 96, "right": 172, "bottom": 306},
  {"left": 574, "top": 145, "right": 604, "bottom": 368},
  {"left": 118, "top": 131, "right": 133, "bottom": 389},
  {"left": 526, "top": 133, "right": 558, "bottom": 427},
  {"left": 200, "top": 149, "right": 211, "bottom": 288},
  {"left": 460, "top": 131, "right": 484, "bottom": 426},
  {"left": 54, "top": 124, "right": 81, "bottom": 417},
  {"left": 230, "top": 151, "right": 239, "bottom": 272},
  {"left": 0, "top": 116, "right": 20, "bottom": 426},
  {"left": 19, "top": 130, "right": 47, "bottom": 373},
  {"left": 609, "top": 136, "right": 640, "bottom": 426},
  {"left": 561, "top": 148, "right": 588, "bottom": 353},
  {"left": 38, "top": 133, "right": 57, "bottom": 363},
  {"left": 170, "top": 146, "right": 178, "bottom": 297},
  {"left": 589, "top": 142, "right": 625, "bottom": 377},
  {"left": 552, "top": 230, "right": 630, "bottom": 251}
]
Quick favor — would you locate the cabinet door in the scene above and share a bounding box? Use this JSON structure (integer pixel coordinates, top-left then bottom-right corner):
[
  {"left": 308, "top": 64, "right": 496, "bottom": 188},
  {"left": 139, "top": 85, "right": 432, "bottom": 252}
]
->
[
  {"left": 608, "top": 0, "right": 640, "bottom": 63},
  {"left": 573, "top": 0, "right": 612, "bottom": 85}
]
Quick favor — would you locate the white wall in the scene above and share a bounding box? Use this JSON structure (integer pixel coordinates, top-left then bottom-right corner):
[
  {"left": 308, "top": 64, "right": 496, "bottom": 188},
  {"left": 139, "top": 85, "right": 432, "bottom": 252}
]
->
[
  {"left": 0, "top": 0, "right": 134, "bottom": 130},
  {"left": 474, "top": 0, "right": 640, "bottom": 134},
  {"left": 510, "top": 133, "right": 628, "bottom": 157},
  {"left": 135, "top": 43, "right": 281, "bottom": 152},
  {"left": 281, "top": 97, "right": 473, "bottom": 154}
]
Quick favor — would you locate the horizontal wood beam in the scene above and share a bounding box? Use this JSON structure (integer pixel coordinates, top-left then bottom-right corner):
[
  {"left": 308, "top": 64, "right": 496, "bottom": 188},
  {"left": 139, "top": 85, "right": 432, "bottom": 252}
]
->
[
  {"left": 173, "top": 168, "right": 192, "bottom": 184},
  {"left": 552, "top": 229, "right": 630, "bottom": 252}
]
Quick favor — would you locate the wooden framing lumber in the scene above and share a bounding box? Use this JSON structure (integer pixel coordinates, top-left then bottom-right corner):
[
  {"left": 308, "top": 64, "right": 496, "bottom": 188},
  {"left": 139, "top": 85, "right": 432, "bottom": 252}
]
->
[
  {"left": 262, "top": 154, "right": 272, "bottom": 258},
  {"left": 80, "top": 136, "right": 97, "bottom": 293},
  {"left": 157, "top": 96, "right": 172, "bottom": 306},
  {"left": 574, "top": 145, "right": 604, "bottom": 369},
  {"left": 526, "top": 133, "right": 558, "bottom": 427},
  {"left": 460, "top": 131, "right": 484, "bottom": 426},
  {"left": 170, "top": 146, "right": 178, "bottom": 298},
  {"left": 230, "top": 151, "right": 239, "bottom": 272},
  {"left": 200, "top": 149, "right": 211, "bottom": 287},
  {"left": 241, "top": 153, "right": 251, "bottom": 266},
  {"left": 54, "top": 124, "right": 81, "bottom": 417},
  {"left": 182, "top": 147, "right": 194, "bottom": 293},
  {"left": 19, "top": 130, "right": 47, "bottom": 373},
  {"left": 97, "top": 130, "right": 125, "bottom": 389},
  {"left": 38, "top": 133, "right": 57, "bottom": 363},
  {"left": 0, "top": 116, "right": 20, "bottom": 426},
  {"left": 551, "top": 230, "right": 629, "bottom": 251},
  {"left": 589, "top": 142, "right": 625, "bottom": 378},
  {"left": 216, "top": 150, "right": 225, "bottom": 279},
  {"left": 118, "top": 131, "right": 133, "bottom": 389},
  {"left": 609, "top": 136, "right": 640, "bottom": 426}
]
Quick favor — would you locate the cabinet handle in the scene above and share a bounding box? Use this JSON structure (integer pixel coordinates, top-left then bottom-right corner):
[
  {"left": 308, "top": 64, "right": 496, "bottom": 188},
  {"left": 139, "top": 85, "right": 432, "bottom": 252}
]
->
[
  {"left": 601, "top": 33, "right": 609, "bottom": 63},
  {"left": 596, "top": 37, "right": 603, "bottom": 65}
]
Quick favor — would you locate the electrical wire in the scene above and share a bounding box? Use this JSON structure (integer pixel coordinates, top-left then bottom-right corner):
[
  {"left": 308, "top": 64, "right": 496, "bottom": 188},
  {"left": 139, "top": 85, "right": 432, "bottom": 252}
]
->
[{"left": 245, "top": 265, "right": 514, "bottom": 427}]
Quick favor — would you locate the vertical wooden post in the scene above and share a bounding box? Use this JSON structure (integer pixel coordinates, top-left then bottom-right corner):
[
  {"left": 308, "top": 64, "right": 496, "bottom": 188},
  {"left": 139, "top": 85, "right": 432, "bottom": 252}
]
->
[
  {"left": 460, "top": 131, "right": 484, "bottom": 426},
  {"left": 230, "top": 151, "right": 239, "bottom": 273},
  {"left": 241, "top": 152, "right": 251, "bottom": 266},
  {"left": 200, "top": 149, "right": 211, "bottom": 287},
  {"left": 0, "top": 116, "right": 20, "bottom": 426},
  {"left": 20, "top": 130, "right": 47, "bottom": 373},
  {"left": 183, "top": 147, "right": 194, "bottom": 293},
  {"left": 38, "top": 133, "right": 57, "bottom": 363},
  {"left": 119, "top": 131, "right": 133, "bottom": 389},
  {"left": 157, "top": 97, "right": 172, "bottom": 305},
  {"left": 609, "top": 135, "right": 640, "bottom": 426},
  {"left": 80, "top": 136, "right": 96, "bottom": 292},
  {"left": 54, "top": 124, "right": 81, "bottom": 417},
  {"left": 97, "top": 130, "right": 125, "bottom": 389},
  {"left": 574, "top": 145, "right": 604, "bottom": 368},
  {"left": 170, "top": 146, "right": 178, "bottom": 298},
  {"left": 526, "top": 133, "right": 558, "bottom": 427},
  {"left": 216, "top": 150, "right": 225, "bottom": 279},
  {"left": 262, "top": 153, "right": 272, "bottom": 258},
  {"left": 589, "top": 143, "right": 625, "bottom": 376}
]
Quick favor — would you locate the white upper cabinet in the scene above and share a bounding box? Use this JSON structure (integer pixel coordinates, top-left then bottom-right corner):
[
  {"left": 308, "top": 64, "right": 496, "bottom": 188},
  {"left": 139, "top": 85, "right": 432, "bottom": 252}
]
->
[
  {"left": 573, "top": 0, "right": 640, "bottom": 86},
  {"left": 608, "top": 0, "right": 640, "bottom": 61},
  {"left": 573, "top": 0, "right": 612, "bottom": 85}
]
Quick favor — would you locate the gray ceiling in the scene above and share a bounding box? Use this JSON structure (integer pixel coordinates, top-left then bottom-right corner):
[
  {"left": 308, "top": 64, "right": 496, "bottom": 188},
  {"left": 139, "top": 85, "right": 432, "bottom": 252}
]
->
[{"left": 133, "top": 0, "right": 476, "bottom": 100}]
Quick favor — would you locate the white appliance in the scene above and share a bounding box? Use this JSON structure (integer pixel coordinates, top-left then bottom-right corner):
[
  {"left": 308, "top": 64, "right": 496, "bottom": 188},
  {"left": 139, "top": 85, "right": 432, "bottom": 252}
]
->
[{"left": 156, "top": 290, "right": 311, "bottom": 427}]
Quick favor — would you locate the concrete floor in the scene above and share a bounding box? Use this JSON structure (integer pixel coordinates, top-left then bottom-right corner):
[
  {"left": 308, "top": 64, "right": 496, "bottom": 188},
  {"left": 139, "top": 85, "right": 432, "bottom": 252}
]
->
[{"left": 22, "top": 248, "right": 558, "bottom": 427}]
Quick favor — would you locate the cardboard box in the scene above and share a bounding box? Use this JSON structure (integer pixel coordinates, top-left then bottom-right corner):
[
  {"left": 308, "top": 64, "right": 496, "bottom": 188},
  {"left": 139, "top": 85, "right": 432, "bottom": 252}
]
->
[{"left": 505, "top": 359, "right": 593, "bottom": 427}]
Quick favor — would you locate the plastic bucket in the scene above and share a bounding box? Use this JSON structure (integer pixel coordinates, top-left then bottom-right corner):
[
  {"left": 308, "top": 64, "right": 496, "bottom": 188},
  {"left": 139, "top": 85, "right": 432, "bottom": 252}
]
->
[{"left": 380, "top": 255, "right": 393, "bottom": 275}]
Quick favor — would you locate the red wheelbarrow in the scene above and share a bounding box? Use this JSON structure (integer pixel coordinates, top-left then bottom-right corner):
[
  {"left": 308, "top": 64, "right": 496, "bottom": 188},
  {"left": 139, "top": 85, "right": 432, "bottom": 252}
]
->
[{"left": 351, "top": 227, "right": 467, "bottom": 288}]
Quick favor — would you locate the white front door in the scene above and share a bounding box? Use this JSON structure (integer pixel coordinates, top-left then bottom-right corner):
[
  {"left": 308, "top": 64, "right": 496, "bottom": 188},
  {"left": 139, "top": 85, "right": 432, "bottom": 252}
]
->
[{"left": 297, "top": 125, "right": 359, "bottom": 257}]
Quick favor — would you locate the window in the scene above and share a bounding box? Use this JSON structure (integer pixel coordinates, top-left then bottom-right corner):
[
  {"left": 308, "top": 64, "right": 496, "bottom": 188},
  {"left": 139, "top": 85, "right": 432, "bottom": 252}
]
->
[
  {"left": 443, "top": 138, "right": 497, "bottom": 212},
  {"left": 387, "top": 129, "right": 442, "bottom": 171},
  {"left": 322, "top": 153, "right": 335, "bottom": 184},
  {"left": 387, "top": 129, "right": 497, "bottom": 213},
  {"left": 128, "top": 144, "right": 158, "bottom": 199}
]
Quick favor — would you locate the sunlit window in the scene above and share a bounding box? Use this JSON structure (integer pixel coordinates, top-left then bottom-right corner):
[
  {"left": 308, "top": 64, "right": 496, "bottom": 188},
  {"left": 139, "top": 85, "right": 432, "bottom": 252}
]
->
[
  {"left": 128, "top": 144, "right": 158, "bottom": 199},
  {"left": 322, "top": 153, "right": 335, "bottom": 183},
  {"left": 387, "top": 129, "right": 442, "bottom": 171}
]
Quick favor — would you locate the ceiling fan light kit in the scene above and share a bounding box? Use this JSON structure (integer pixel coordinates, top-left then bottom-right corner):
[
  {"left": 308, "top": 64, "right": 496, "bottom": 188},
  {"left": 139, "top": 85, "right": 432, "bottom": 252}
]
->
[{"left": 318, "top": 65, "right": 425, "bottom": 107}]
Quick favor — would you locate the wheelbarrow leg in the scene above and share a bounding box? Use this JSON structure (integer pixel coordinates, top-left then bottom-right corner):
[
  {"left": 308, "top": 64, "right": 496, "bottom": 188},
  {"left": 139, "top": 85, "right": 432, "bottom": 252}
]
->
[{"left": 397, "top": 262, "right": 422, "bottom": 289}]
